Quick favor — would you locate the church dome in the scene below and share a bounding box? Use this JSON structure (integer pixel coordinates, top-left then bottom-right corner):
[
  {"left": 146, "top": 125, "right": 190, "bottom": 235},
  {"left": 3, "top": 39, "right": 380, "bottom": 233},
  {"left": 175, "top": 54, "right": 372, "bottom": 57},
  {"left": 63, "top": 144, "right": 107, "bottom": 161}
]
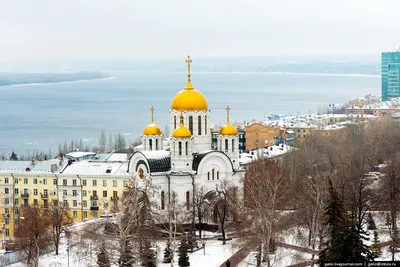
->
[
  {"left": 219, "top": 105, "right": 238, "bottom": 136},
  {"left": 172, "top": 115, "right": 192, "bottom": 139},
  {"left": 143, "top": 123, "right": 162, "bottom": 136},
  {"left": 143, "top": 106, "right": 162, "bottom": 136},
  {"left": 219, "top": 122, "right": 238, "bottom": 136},
  {"left": 171, "top": 56, "right": 208, "bottom": 111}
]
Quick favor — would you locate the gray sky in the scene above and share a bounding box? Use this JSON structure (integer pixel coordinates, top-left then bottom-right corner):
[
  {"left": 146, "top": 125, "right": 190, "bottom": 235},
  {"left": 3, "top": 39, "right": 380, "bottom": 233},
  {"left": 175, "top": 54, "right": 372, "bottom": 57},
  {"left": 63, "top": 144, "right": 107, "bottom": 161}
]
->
[{"left": 1, "top": 0, "right": 399, "bottom": 60}]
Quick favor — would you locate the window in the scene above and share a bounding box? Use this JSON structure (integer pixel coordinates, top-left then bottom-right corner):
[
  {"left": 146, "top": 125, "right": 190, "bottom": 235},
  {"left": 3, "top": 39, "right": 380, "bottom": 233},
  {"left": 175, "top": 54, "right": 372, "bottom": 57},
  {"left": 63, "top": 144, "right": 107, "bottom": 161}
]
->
[
  {"left": 205, "top": 116, "right": 207, "bottom": 134},
  {"left": 63, "top": 200, "right": 68, "bottom": 206},
  {"left": 72, "top": 190, "right": 77, "bottom": 196},
  {"left": 82, "top": 200, "right": 87, "bottom": 207},
  {"left": 103, "top": 180, "right": 107, "bottom": 187},
  {"left": 5, "top": 198, "right": 9, "bottom": 205},
  {"left": 178, "top": 142, "right": 182, "bottom": 156},
  {"left": 15, "top": 219, "right": 19, "bottom": 225},
  {"left": 33, "top": 199, "right": 38, "bottom": 206},
  {"left": 103, "top": 191, "right": 107, "bottom": 198},
  {"left": 53, "top": 179, "right": 57, "bottom": 185},
  {"left": 113, "top": 180, "right": 117, "bottom": 187},
  {"left": 14, "top": 178, "right": 18, "bottom": 184},
  {"left": 156, "top": 139, "right": 159, "bottom": 150},
  {"left": 93, "top": 180, "right": 97, "bottom": 186},
  {"left": 73, "top": 211, "right": 77, "bottom": 217},
  {"left": 5, "top": 229, "right": 9, "bottom": 237},
  {"left": 73, "top": 200, "right": 77, "bottom": 207},
  {"left": 212, "top": 169, "right": 215, "bottom": 180},
  {"left": 14, "top": 199, "right": 19, "bottom": 205},
  {"left": 198, "top": 116, "right": 202, "bottom": 135},
  {"left": 73, "top": 179, "right": 77, "bottom": 186},
  {"left": 174, "top": 116, "right": 177, "bottom": 129},
  {"left": 225, "top": 139, "right": 228, "bottom": 152},
  {"left": 34, "top": 189, "right": 38, "bottom": 196},
  {"left": 232, "top": 139, "right": 235, "bottom": 152},
  {"left": 93, "top": 190, "right": 97, "bottom": 197},
  {"left": 24, "top": 178, "right": 28, "bottom": 184},
  {"left": 5, "top": 208, "right": 9, "bottom": 214},
  {"left": 5, "top": 219, "right": 9, "bottom": 225},
  {"left": 83, "top": 190, "right": 87, "bottom": 197},
  {"left": 149, "top": 139, "right": 153, "bottom": 150},
  {"left": 63, "top": 179, "right": 67, "bottom": 186},
  {"left": 208, "top": 172, "right": 210, "bottom": 180},
  {"left": 14, "top": 208, "right": 19, "bottom": 215},
  {"left": 5, "top": 188, "right": 9, "bottom": 194},
  {"left": 83, "top": 211, "right": 87, "bottom": 218},
  {"left": 53, "top": 190, "right": 57, "bottom": 196},
  {"left": 91, "top": 200, "right": 98, "bottom": 207},
  {"left": 4, "top": 178, "right": 8, "bottom": 184},
  {"left": 185, "top": 141, "right": 188, "bottom": 156},
  {"left": 82, "top": 180, "right": 87, "bottom": 186},
  {"left": 63, "top": 190, "right": 67, "bottom": 196},
  {"left": 161, "top": 191, "right": 165, "bottom": 210},
  {"left": 34, "top": 178, "right": 38, "bottom": 184},
  {"left": 14, "top": 188, "right": 19, "bottom": 194},
  {"left": 186, "top": 191, "right": 190, "bottom": 210},
  {"left": 217, "top": 171, "right": 220, "bottom": 180},
  {"left": 123, "top": 180, "right": 128, "bottom": 187},
  {"left": 43, "top": 178, "right": 47, "bottom": 185},
  {"left": 189, "top": 116, "right": 193, "bottom": 134}
]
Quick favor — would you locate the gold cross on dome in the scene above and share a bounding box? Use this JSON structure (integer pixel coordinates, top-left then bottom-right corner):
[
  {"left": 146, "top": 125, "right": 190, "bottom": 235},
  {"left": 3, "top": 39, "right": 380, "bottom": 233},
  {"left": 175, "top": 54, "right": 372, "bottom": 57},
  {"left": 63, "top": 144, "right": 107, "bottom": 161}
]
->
[
  {"left": 186, "top": 55, "right": 192, "bottom": 81},
  {"left": 226, "top": 105, "right": 231, "bottom": 122},
  {"left": 150, "top": 106, "right": 155, "bottom": 123}
]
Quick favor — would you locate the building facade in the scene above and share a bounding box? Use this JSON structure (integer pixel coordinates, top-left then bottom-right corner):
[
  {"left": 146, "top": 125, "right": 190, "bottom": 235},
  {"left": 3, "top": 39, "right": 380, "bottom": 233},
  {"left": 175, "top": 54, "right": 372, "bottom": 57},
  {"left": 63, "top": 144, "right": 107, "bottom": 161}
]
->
[{"left": 382, "top": 50, "right": 400, "bottom": 101}]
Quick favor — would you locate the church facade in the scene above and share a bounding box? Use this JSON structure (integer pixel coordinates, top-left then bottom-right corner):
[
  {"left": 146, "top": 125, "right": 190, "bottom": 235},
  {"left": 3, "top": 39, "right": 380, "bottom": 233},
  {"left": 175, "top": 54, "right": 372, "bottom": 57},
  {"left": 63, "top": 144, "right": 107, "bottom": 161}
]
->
[{"left": 129, "top": 56, "right": 245, "bottom": 208}]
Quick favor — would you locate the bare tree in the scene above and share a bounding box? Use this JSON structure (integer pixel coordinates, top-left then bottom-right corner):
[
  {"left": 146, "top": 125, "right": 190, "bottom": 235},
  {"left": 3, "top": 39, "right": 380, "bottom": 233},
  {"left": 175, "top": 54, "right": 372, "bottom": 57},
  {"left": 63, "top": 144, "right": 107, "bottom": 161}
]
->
[
  {"left": 48, "top": 199, "right": 73, "bottom": 255},
  {"left": 15, "top": 205, "right": 52, "bottom": 267},
  {"left": 99, "top": 129, "right": 107, "bottom": 153},
  {"left": 241, "top": 159, "right": 293, "bottom": 267},
  {"left": 192, "top": 186, "right": 213, "bottom": 239}
]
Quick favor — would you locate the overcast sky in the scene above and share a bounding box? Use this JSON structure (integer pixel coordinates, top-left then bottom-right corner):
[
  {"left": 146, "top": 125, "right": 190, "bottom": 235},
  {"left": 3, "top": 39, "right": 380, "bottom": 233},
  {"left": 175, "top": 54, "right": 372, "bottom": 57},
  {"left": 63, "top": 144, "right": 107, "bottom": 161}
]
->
[{"left": 1, "top": 0, "right": 400, "bottom": 60}]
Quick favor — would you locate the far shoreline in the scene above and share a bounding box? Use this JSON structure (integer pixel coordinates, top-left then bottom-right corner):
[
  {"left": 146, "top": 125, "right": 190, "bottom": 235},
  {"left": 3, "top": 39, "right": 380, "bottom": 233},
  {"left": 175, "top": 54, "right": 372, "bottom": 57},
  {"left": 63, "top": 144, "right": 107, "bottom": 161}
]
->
[{"left": 1, "top": 76, "right": 115, "bottom": 88}]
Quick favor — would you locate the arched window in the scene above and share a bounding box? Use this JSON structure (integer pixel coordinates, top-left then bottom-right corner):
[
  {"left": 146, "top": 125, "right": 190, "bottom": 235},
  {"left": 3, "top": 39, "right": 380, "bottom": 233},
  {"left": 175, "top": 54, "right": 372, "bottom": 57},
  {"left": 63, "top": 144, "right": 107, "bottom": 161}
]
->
[
  {"left": 207, "top": 172, "right": 210, "bottom": 180},
  {"left": 217, "top": 171, "right": 219, "bottom": 180},
  {"left": 161, "top": 191, "right": 165, "bottom": 210},
  {"left": 225, "top": 139, "right": 228, "bottom": 152},
  {"left": 198, "top": 116, "right": 202, "bottom": 135},
  {"left": 185, "top": 141, "right": 188, "bottom": 156},
  {"left": 149, "top": 139, "right": 153, "bottom": 150},
  {"left": 189, "top": 116, "right": 193, "bottom": 134},
  {"left": 174, "top": 116, "right": 177, "bottom": 129},
  {"left": 186, "top": 191, "right": 190, "bottom": 210},
  {"left": 156, "top": 139, "right": 159, "bottom": 150},
  {"left": 178, "top": 142, "right": 182, "bottom": 156},
  {"left": 212, "top": 169, "right": 215, "bottom": 180},
  {"left": 232, "top": 139, "right": 235, "bottom": 152},
  {"left": 205, "top": 116, "right": 207, "bottom": 134}
]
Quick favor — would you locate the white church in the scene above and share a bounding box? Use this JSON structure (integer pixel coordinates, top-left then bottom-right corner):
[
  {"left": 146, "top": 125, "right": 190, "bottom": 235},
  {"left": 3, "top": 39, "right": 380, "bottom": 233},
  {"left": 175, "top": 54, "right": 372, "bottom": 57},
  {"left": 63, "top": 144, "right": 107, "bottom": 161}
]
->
[{"left": 129, "top": 56, "right": 245, "bottom": 208}]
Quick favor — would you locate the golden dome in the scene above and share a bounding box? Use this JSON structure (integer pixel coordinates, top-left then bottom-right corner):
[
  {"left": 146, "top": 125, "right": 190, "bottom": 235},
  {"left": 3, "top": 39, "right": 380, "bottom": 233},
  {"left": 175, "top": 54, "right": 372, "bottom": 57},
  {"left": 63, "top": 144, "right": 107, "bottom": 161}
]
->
[
  {"left": 143, "top": 106, "right": 162, "bottom": 136},
  {"left": 219, "top": 105, "right": 238, "bottom": 136},
  {"left": 171, "top": 56, "right": 208, "bottom": 111},
  {"left": 219, "top": 122, "right": 238, "bottom": 136},
  {"left": 172, "top": 115, "right": 192, "bottom": 139},
  {"left": 143, "top": 123, "right": 162, "bottom": 136}
]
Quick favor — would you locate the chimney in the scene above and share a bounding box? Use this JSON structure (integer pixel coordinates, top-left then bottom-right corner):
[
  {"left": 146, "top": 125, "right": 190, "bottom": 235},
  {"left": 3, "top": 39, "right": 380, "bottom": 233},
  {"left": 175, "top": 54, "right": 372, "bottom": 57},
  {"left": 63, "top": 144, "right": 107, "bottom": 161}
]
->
[{"left": 51, "top": 164, "right": 57, "bottom": 173}]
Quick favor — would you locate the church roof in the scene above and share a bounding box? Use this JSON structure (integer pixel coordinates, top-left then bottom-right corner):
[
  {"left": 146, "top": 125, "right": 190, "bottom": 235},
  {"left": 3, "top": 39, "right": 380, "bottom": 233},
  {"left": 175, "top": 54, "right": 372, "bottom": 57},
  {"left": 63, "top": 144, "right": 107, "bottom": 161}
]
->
[
  {"left": 192, "top": 150, "right": 234, "bottom": 173},
  {"left": 131, "top": 151, "right": 171, "bottom": 173}
]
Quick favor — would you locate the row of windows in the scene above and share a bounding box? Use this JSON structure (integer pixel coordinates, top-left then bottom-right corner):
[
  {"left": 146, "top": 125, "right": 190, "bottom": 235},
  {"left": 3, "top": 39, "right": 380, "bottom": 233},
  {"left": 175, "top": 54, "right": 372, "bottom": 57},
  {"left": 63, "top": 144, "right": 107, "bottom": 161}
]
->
[
  {"left": 148, "top": 139, "right": 160, "bottom": 150},
  {"left": 208, "top": 169, "right": 220, "bottom": 180},
  {"left": 177, "top": 141, "right": 189, "bottom": 156},
  {"left": 174, "top": 115, "right": 208, "bottom": 135},
  {"left": 160, "top": 191, "right": 191, "bottom": 211},
  {"left": 3, "top": 178, "right": 123, "bottom": 187}
]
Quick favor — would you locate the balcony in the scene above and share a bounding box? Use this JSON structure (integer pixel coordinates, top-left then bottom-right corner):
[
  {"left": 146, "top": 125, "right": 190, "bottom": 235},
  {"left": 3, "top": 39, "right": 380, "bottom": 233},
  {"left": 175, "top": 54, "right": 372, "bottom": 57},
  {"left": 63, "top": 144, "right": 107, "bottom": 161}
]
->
[
  {"left": 40, "top": 204, "right": 49, "bottom": 209},
  {"left": 90, "top": 206, "right": 99, "bottom": 211},
  {"left": 41, "top": 193, "right": 49, "bottom": 199},
  {"left": 110, "top": 196, "right": 119, "bottom": 201},
  {"left": 90, "top": 195, "right": 98, "bottom": 200},
  {"left": 21, "top": 193, "right": 29, "bottom": 199},
  {"left": 1, "top": 213, "right": 10, "bottom": 219}
]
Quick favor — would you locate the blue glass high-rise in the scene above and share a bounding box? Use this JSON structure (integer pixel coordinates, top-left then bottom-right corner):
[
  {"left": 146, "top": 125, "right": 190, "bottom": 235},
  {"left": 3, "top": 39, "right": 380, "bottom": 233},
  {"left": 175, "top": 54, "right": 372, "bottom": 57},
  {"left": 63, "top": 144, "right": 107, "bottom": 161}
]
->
[{"left": 382, "top": 51, "right": 400, "bottom": 101}]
